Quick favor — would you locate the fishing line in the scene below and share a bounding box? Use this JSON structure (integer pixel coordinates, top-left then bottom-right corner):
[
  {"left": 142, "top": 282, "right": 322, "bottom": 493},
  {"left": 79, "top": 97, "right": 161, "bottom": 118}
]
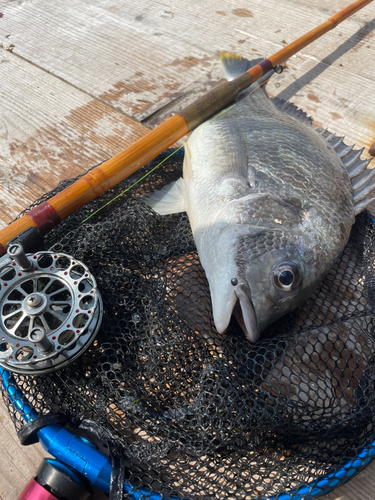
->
[
  {"left": 82, "top": 103, "right": 235, "bottom": 223},
  {"left": 249, "top": 75, "right": 273, "bottom": 95},
  {"left": 81, "top": 73, "right": 274, "bottom": 224},
  {"left": 81, "top": 145, "right": 185, "bottom": 223}
]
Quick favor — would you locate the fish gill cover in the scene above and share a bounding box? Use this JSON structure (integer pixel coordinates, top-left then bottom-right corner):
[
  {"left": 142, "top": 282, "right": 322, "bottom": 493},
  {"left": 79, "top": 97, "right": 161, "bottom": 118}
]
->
[{"left": 2, "top": 150, "right": 375, "bottom": 499}]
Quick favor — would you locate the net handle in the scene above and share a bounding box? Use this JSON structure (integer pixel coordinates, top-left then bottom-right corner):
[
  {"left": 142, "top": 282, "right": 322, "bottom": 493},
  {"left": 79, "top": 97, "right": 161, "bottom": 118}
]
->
[{"left": 1, "top": 365, "right": 375, "bottom": 500}]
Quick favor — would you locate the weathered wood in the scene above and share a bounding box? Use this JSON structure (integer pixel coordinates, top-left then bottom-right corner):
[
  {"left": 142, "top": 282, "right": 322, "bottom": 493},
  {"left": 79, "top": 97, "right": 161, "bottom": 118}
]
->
[
  {"left": 0, "top": 50, "right": 148, "bottom": 230},
  {"left": 0, "top": 0, "right": 375, "bottom": 499},
  {"left": 325, "top": 460, "right": 375, "bottom": 499},
  {"left": 0, "top": 397, "right": 109, "bottom": 499},
  {"left": 0, "top": 107, "right": 186, "bottom": 248},
  {"left": 0, "top": 400, "right": 50, "bottom": 500},
  {"left": 267, "top": 0, "right": 374, "bottom": 64},
  {"left": 1, "top": 0, "right": 375, "bottom": 138},
  {"left": 1, "top": 0, "right": 374, "bottom": 252}
]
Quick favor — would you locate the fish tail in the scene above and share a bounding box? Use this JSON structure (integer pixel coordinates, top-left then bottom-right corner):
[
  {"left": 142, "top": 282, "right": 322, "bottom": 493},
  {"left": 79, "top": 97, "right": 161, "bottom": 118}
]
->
[{"left": 220, "top": 52, "right": 275, "bottom": 92}]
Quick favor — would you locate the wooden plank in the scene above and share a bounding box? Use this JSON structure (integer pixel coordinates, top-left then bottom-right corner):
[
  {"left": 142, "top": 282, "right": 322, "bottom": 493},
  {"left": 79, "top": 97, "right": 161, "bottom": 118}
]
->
[
  {"left": 0, "top": 1, "right": 375, "bottom": 500},
  {"left": 325, "top": 460, "right": 375, "bottom": 500},
  {"left": 0, "top": 49, "right": 147, "bottom": 230},
  {"left": 0, "top": 398, "right": 109, "bottom": 500},
  {"left": 1, "top": 0, "right": 375, "bottom": 148},
  {"left": 266, "top": 53, "right": 375, "bottom": 152},
  {"left": 0, "top": 399, "right": 50, "bottom": 500},
  {"left": 0, "top": 20, "right": 147, "bottom": 498}
]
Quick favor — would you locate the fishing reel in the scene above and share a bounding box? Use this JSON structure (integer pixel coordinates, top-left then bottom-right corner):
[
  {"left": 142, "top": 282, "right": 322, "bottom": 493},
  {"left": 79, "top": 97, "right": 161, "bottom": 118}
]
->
[{"left": 0, "top": 242, "right": 103, "bottom": 375}]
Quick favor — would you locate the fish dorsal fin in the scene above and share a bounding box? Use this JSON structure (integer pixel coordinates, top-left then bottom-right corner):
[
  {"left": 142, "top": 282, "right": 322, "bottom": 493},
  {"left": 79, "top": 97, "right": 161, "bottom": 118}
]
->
[
  {"left": 272, "top": 97, "right": 312, "bottom": 125},
  {"left": 220, "top": 52, "right": 263, "bottom": 81},
  {"left": 317, "top": 128, "right": 374, "bottom": 215},
  {"left": 144, "top": 177, "right": 185, "bottom": 215}
]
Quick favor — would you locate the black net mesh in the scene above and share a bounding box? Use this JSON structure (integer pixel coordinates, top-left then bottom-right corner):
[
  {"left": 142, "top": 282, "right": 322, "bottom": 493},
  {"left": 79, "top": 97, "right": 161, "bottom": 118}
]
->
[{"left": 2, "top": 149, "right": 375, "bottom": 499}]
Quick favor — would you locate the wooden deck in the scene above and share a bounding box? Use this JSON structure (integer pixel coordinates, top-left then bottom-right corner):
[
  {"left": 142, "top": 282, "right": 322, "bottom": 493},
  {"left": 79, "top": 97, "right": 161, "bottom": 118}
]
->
[{"left": 1, "top": 0, "right": 375, "bottom": 498}]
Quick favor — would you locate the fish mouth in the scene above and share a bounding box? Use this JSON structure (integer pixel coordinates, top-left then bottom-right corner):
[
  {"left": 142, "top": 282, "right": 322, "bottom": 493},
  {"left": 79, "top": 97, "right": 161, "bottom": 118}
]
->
[
  {"left": 233, "top": 283, "right": 259, "bottom": 343},
  {"left": 213, "top": 281, "right": 259, "bottom": 343}
]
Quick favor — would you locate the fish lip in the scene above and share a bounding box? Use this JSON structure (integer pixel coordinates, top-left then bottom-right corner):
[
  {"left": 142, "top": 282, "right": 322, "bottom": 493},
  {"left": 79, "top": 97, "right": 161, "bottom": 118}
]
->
[{"left": 233, "top": 283, "right": 259, "bottom": 343}]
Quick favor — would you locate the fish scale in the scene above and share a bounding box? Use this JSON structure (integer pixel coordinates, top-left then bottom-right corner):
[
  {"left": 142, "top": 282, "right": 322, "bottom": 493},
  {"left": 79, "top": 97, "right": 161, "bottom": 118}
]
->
[
  {"left": 146, "top": 53, "right": 374, "bottom": 343},
  {"left": 237, "top": 100, "right": 344, "bottom": 203}
]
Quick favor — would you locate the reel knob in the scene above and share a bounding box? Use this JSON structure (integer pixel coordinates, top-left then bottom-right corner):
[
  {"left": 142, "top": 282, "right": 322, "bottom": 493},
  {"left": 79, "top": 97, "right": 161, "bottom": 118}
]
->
[
  {"left": 28, "top": 327, "right": 54, "bottom": 353},
  {"left": 0, "top": 250, "right": 103, "bottom": 374},
  {"left": 7, "top": 243, "right": 33, "bottom": 272}
]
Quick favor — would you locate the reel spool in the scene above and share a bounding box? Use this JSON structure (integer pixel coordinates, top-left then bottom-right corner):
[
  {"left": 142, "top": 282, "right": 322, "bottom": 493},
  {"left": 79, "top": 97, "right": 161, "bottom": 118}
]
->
[{"left": 0, "top": 244, "right": 103, "bottom": 375}]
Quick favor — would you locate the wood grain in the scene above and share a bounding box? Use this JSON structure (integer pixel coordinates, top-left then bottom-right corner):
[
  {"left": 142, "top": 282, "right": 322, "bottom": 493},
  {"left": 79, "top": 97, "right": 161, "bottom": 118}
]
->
[
  {"left": 0, "top": 0, "right": 375, "bottom": 499},
  {"left": 324, "top": 461, "right": 375, "bottom": 499},
  {"left": 0, "top": 50, "right": 147, "bottom": 229},
  {"left": 0, "top": 113, "right": 186, "bottom": 248},
  {"left": 0, "top": 400, "right": 50, "bottom": 500},
  {"left": 1, "top": 0, "right": 375, "bottom": 136},
  {"left": 267, "top": 0, "right": 374, "bottom": 66}
]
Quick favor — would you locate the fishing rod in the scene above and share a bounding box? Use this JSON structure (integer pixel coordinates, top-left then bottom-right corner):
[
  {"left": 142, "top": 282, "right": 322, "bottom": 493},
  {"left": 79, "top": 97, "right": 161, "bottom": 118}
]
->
[
  {"left": 0, "top": 0, "right": 373, "bottom": 254},
  {"left": 0, "top": 2, "right": 374, "bottom": 499}
]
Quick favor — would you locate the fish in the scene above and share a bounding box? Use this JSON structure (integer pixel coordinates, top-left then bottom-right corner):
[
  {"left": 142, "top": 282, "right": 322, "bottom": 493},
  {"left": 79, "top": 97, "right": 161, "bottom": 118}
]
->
[{"left": 145, "top": 53, "right": 374, "bottom": 343}]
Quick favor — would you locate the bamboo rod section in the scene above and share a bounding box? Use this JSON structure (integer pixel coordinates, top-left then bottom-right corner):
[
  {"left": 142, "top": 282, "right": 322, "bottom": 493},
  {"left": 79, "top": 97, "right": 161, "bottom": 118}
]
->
[
  {"left": 51, "top": 115, "right": 189, "bottom": 221},
  {"left": 267, "top": 0, "right": 374, "bottom": 66},
  {"left": 0, "top": 0, "right": 373, "bottom": 255}
]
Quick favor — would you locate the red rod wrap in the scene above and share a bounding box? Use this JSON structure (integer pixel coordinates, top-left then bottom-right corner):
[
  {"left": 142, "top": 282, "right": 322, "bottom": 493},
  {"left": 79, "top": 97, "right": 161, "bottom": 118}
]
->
[
  {"left": 26, "top": 202, "right": 62, "bottom": 234},
  {"left": 258, "top": 59, "right": 273, "bottom": 74}
]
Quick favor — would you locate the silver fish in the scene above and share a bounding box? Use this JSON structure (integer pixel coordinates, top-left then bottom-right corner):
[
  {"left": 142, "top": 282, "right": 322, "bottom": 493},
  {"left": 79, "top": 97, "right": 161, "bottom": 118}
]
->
[{"left": 146, "top": 53, "right": 374, "bottom": 342}]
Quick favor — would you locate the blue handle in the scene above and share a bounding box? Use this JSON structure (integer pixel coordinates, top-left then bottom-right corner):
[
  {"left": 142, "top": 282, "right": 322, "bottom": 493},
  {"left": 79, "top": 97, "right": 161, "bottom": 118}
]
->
[
  {"left": 0, "top": 366, "right": 183, "bottom": 498},
  {"left": 1, "top": 365, "right": 375, "bottom": 499}
]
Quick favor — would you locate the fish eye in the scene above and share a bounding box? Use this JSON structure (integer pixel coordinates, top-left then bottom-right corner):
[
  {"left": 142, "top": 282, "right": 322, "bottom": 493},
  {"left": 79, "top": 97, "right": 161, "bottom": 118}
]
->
[
  {"left": 278, "top": 270, "right": 294, "bottom": 287},
  {"left": 273, "top": 262, "right": 301, "bottom": 292}
]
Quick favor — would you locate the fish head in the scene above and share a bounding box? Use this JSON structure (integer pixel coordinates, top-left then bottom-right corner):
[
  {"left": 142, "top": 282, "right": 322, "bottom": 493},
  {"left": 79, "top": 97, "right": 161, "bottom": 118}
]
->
[
  {"left": 207, "top": 220, "right": 343, "bottom": 343},
  {"left": 238, "top": 244, "right": 320, "bottom": 337}
]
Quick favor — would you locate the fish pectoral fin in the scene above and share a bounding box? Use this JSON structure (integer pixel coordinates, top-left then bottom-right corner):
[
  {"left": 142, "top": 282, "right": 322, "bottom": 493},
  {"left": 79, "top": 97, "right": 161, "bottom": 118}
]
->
[{"left": 144, "top": 178, "right": 186, "bottom": 215}]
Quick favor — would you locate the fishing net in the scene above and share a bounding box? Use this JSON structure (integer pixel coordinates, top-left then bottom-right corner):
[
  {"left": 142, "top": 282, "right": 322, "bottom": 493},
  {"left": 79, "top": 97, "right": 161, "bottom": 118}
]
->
[{"left": 2, "top": 149, "right": 375, "bottom": 499}]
